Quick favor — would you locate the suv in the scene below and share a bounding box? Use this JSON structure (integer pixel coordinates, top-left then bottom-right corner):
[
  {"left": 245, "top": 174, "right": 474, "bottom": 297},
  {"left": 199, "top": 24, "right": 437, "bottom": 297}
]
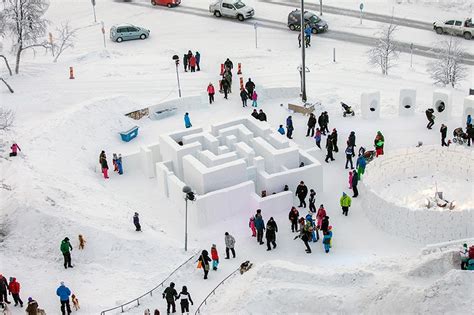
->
[
  {"left": 110, "top": 24, "right": 150, "bottom": 43},
  {"left": 209, "top": 0, "right": 254, "bottom": 21},
  {"left": 433, "top": 18, "right": 473, "bottom": 40},
  {"left": 288, "top": 10, "right": 328, "bottom": 33}
]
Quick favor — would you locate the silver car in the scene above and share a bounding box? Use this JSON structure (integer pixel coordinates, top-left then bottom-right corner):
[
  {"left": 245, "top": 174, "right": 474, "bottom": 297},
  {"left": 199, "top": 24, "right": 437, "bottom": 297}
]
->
[{"left": 110, "top": 24, "right": 150, "bottom": 43}]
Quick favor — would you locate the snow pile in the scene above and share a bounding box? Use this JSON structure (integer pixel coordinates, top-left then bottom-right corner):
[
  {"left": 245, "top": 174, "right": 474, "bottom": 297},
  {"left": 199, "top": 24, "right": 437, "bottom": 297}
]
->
[{"left": 204, "top": 250, "right": 473, "bottom": 314}]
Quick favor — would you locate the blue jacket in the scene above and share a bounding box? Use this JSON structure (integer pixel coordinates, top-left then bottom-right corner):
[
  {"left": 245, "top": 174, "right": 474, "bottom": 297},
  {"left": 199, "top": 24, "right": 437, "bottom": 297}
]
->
[
  {"left": 56, "top": 285, "right": 71, "bottom": 301},
  {"left": 255, "top": 214, "right": 265, "bottom": 230},
  {"left": 356, "top": 156, "right": 366, "bottom": 169},
  {"left": 195, "top": 52, "right": 200, "bottom": 63},
  {"left": 467, "top": 116, "right": 472, "bottom": 125},
  {"left": 286, "top": 117, "right": 293, "bottom": 129},
  {"left": 184, "top": 114, "right": 192, "bottom": 128},
  {"left": 278, "top": 127, "right": 285, "bottom": 135},
  {"left": 304, "top": 26, "right": 312, "bottom": 37}
]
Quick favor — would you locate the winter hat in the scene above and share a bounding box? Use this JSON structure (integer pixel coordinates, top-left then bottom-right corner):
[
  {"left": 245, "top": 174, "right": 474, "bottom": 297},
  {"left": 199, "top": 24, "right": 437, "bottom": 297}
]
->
[
  {"left": 225, "top": 232, "right": 229, "bottom": 235},
  {"left": 28, "top": 297, "right": 33, "bottom": 302},
  {"left": 212, "top": 244, "right": 216, "bottom": 248},
  {"left": 328, "top": 226, "right": 333, "bottom": 230},
  {"left": 64, "top": 237, "right": 69, "bottom": 241},
  {"left": 60, "top": 281, "right": 65, "bottom": 286},
  {"left": 463, "top": 243, "right": 468, "bottom": 248},
  {"left": 342, "top": 192, "right": 346, "bottom": 196}
]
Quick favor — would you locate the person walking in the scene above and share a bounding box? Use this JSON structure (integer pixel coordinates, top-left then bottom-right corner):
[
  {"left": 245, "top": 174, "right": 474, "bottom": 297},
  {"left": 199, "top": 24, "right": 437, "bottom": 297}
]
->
[
  {"left": 345, "top": 145, "right": 354, "bottom": 169},
  {"left": 133, "top": 212, "right": 141, "bottom": 231},
  {"left": 288, "top": 207, "right": 299, "bottom": 232},
  {"left": 300, "top": 219, "right": 313, "bottom": 253},
  {"left": 56, "top": 281, "right": 72, "bottom": 315},
  {"left": 211, "top": 244, "right": 219, "bottom": 270},
  {"left": 374, "top": 131, "right": 385, "bottom": 157},
  {"left": 325, "top": 135, "right": 335, "bottom": 163},
  {"left": 162, "top": 282, "right": 178, "bottom": 314},
  {"left": 348, "top": 131, "right": 356, "bottom": 155},
  {"left": 323, "top": 112, "right": 330, "bottom": 134},
  {"left": 323, "top": 226, "right": 333, "bottom": 253},
  {"left": 425, "top": 108, "right": 435, "bottom": 129},
  {"left": 184, "top": 113, "right": 192, "bottom": 128},
  {"left": 99, "top": 151, "right": 109, "bottom": 179},
  {"left": 321, "top": 215, "right": 330, "bottom": 235},
  {"left": 251, "top": 90, "right": 258, "bottom": 107},
  {"left": 351, "top": 170, "right": 359, "bottom": 197},
  {"left": 467, "top": 124, "right": 474, "bottom": 146},
  {"left": 308, "top": 189, "right": 316, "bottom": 213},
  {"left": 331, "top": 128, "right": 338, "bottom": 153},
  {"left": 221, "top": 78, "right": 230, "bottom": 99},
  {"left": 348, "top": 171, "right": 353, "bottom": 189},
  {"left": 265, "top": 217, "right": 278, "bottom": 251},
  {"left": 245, "top": 78, "right": 255, "bottom": 99},
  {"left": 117, "top": 154, "right": 123, "bottom": 175},
  {"left": 295, "top": 181, "right": 308, "bottom": 208},
  {"left": 340, "top": 192, "right": 352, "bottom": 216},
  {"left": 25, "top": 297, "right": 39, "bottom": 315},
  {"left": 255, "top": 209, "right": 265, "bottom": 245},
  {"left": 224, "top": 58, "right": 233, "bottom": 71},
  {"left": 257, "top": 109, "right": 266, "bottom": 121},
  {"left": 0, "top": 274, "right": 10, "bottom": 305},
  {"left": 189, "top": 55, "right": 196, "bottom": 72},
  {"left": 278, "top": 125, "right": 285, "bottom": 135},
  {"left": 298, "top": 32, "right": 302, "bottom": 48},
  {"left": 286, "top": 116, "right": 294, "bottom": 139},
  {"left": 316, "top": 204, "right": 326, "bottom": 228},
  {"left": 306, "top": 113, "right": 316, "bottom": 137},
  {"left": 240, "top": 88, "right": 248, "bottom": 107},
  {"left": 467, "top": 114, "right": 472, "bottom": 127},
  {"left": 60, "top": 237, "right": 73, "bottom": 269},
  {"left": 314, "top": 128, "right": 321, "bottom": 149},
  {"left": 440, "top": 124, "right": 448, "bottom": 146},
  {"left": 223, "top": 69, "right": 232, "bottom": 93},
  {"left": 183, "top": 54, "right": 188, "bottom": 72},
  {"left": 195, "top": 51, "right": 201, "bottom": 71},
  {"left": 248, "top": 216, "right": 256, "bottom": 237},
  {"left": 9, "top": 143, "right": 21, "bottom": 157},
  {"left": 186, "top": 50, "right": 193, "bottom": 71},
  {"left": 304, "top": 24, "right": 312, "bottom": 47},
  {"left": 198, "top": 250, "right": 212, "bottom": 279},
  {"left": 207, "top": 83, "right": 215, "bottom": 104},
  {"left": 177, "top": 286, "right": 193, "bottom": 315},
  {"left": 356, "top": 154, "right": 367, "bottom": 180},
  {"left": 251, "top": 109, "right": 258, "bottom": 119},
  {"left": 224, "top": 232, "right": 236, "bottom": 259},
  {"left": 8, "top": 278, "right": 23, "bottom": 307},
  {"left": 318, "top": 113, "right": 325, "bottom": 135}
]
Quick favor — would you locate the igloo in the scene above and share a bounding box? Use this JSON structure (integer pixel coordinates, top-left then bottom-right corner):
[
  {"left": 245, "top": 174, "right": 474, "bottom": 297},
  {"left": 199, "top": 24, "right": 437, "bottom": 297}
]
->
[
  {"left": 399, "top": 89, "right": 416, "bottom": 116},
  {"left": 361, "top": 91, "right": 380, "bottom": 120},
  {"left": 462, "top": 95, "right": 474, "bottom": 123},
  {"left": 432, "top": 89, "right": 452, "bottom": 121}
]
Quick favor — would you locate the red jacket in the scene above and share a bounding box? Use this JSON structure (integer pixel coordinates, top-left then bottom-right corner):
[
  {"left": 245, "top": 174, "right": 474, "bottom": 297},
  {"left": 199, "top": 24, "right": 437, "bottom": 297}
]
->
[
  {"left": 189, "top": 56, "right": 196, "bottom": 67},
  {"left": 207, "top": 85, "right": 215, "bottom": 94},
  {"left": 211, "top": 247, "right": 219, "bottom": 260},
  {"left": 9, "top": 279, "right": 20, "bottom": 294}
]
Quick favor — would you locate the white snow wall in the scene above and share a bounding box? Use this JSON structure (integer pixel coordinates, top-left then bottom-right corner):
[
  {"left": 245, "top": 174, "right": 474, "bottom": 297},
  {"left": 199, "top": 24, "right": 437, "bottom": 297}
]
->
[{"left": 361, "top": 145, "right": 474, "bottom": 244}]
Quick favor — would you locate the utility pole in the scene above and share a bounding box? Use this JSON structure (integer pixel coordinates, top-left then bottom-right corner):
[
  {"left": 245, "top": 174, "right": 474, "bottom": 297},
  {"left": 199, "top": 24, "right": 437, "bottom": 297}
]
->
[
  {"left": 254, "top": 22, "right": 258, "bottom": 48},
  {"left": 300, "top": 0, "right": 307, "bottom": 103},
  {"left": 173, "top": 55, "right": 182, "bottom": 97},
  {"left": 91, "top": 0, "right": 97, "bottom": 23},
  {"left": 319, "top": 0, "right": 323, "bottom": 16}
]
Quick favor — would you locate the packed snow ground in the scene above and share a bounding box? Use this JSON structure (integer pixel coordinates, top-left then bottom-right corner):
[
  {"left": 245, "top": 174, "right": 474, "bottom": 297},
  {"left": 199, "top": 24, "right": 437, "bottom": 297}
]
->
[{"left": 0, "top": 0, "right": 473, "bottom": 314}]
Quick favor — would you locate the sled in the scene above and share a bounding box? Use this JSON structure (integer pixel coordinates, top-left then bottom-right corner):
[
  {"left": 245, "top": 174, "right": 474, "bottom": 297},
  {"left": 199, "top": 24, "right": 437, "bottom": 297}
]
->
[{"left": 240, "top": 260, "right": 253, "bottom": 274}]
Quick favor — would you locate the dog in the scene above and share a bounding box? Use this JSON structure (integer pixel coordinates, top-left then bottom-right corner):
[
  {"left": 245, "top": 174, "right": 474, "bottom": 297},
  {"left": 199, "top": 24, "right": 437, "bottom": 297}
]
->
[
  {"left": 78, "top": 234, "right": 86, "bottom": 250},
  {"left": 71, "top": 294, "right": 80, "bottom": 311}
]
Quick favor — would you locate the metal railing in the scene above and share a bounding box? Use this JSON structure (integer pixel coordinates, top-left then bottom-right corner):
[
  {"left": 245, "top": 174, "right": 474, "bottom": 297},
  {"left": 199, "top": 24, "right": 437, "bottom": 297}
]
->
[
  {"left": 194, "top": 266, "right": 241, "bottom": 315},
  {"left": 100, "top": 252, "right": 199, "bottom": 315}
]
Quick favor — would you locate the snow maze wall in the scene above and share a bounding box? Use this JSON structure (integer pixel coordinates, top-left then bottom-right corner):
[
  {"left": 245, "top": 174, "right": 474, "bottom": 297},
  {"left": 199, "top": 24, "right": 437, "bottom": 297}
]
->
[{"left": 361, "top": 145, "right": 474, "bottom": 244}]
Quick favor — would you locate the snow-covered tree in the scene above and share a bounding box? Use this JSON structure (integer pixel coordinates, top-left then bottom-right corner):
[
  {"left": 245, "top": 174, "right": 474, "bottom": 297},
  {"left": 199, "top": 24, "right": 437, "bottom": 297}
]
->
[
  {"left": 367, "top": 22, "right": 399, "bottom": 75},
  {"left": 0, "top": 107, "right": 15, "bottom": 130},
  {"left": 4, "top": 0, "right": 49, "bottom": 74},
  {"left": 52, "top": 22, "right": 76, "bottom": 63},
  {"left": 0, "top": 11, "right": 14, "bottom": 77},
  {"left": 427, "top": 36, "right": 467, "bottom": 88}
]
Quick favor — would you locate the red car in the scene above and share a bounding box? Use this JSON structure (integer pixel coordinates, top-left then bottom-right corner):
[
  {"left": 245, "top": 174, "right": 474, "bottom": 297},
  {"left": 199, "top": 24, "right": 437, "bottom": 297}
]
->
[{"left": 151, "top": 0, "right": 180, "bottom": 7}]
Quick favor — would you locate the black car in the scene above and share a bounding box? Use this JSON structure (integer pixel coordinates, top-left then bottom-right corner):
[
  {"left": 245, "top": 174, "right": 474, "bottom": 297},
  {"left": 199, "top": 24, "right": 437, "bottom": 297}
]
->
[{"left": 288, "top": 10, "right": 328, "bottom": 33}]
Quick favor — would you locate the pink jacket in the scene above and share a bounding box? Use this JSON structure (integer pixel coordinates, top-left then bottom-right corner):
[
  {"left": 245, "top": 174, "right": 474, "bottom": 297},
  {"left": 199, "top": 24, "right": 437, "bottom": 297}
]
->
[
  {"left": 251, "top": 91, "right": 258, "bottom": 101},
  {"left": 11, "top": 143, "right": 20, "bottom": 153},
  {"left": 316, "top": 207, "right": 326, "bottom": 227}
]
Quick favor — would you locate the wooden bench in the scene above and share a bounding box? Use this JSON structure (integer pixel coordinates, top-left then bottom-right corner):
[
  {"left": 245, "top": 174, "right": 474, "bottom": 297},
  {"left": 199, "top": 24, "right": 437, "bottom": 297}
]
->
[
  {"left": 288, "top": 103, "right": 315, "bottom": 116},
  {"left": 119, "top": 126, "right": 139, "bottom": 142}
]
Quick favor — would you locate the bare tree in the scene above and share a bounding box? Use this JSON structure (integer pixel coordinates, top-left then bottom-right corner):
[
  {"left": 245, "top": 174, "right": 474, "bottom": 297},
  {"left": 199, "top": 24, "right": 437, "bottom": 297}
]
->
[
  {"left": 0, "top": 107, "right": 15, "bottom": 130},
  {"left": 4, "top": 0, "right": 49, "bottom": 74},
  {"left": 367, "top": 22, "right": 399, "bottom": 75},
  {"left": 427, "top": 36, "right": 467, "bottom": 88},
  {"left": 0, "top": 78, "right": 14, "bottom": 93},
  {"left": 52, "top": 22, "right": 76, "bottom": 63},
  {"left": 0, "top": 11, "right": 13, "bottom": 76}
]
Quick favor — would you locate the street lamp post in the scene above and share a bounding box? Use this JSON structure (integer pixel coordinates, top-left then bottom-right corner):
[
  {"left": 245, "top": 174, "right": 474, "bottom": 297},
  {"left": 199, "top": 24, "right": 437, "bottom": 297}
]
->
[
  {"left": 182, "top": 186, "right": 195, "bottom": 252},
  {"left": 300, "top": 0, "right": 307, "bottom": 103},
  {"left": 172, "top": 55, "right": 182, "bottom": 98}
]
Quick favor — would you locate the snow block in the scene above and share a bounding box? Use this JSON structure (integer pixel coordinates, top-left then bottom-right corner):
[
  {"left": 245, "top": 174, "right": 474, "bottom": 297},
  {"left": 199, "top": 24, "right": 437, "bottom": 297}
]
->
[
  {"left": 462, "top": 95, "right": 474, "bottom": 123},
  {"left": 361, "top": 91, "right": 380, "bottom": 120},
  {"left": 399, "top": 89, "right": 416, "bottom": 116},
  {"left": 432, "top": 89, "right": 452, "bottom": 121}
]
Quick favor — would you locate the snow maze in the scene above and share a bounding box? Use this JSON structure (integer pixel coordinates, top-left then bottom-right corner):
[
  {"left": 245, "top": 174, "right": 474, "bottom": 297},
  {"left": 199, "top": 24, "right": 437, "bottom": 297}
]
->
[{"left": 361, "top": 145, "right": 474, "bottom": 244}]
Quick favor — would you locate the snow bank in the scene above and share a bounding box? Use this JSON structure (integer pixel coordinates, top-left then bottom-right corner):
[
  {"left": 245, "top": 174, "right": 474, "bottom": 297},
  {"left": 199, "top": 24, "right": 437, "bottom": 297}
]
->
[{"left": 361, "top": 145, "right": 474, "bottom": 244}]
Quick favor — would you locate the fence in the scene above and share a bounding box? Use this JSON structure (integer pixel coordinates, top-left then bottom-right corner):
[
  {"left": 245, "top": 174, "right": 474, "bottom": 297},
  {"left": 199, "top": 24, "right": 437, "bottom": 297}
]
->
[
  {"left": 195, "top": 266, "right": 241, "bottom": 315},
  {"left": 100, "top": 252, "right": 199, "bottom": 315}
]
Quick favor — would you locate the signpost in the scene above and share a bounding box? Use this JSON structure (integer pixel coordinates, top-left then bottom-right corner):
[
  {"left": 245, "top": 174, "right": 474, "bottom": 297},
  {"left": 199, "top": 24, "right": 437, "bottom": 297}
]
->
[
  {"left": 359, "top": 3, "right": 364, "bottom": 25},
  {"left": 410, "top": 43, "right": 413, "bottom": 68},
  {"left": 101, "top": 21, "right": 106, "bottom": 49},
  {"left": 254, "top": 22, "right": 258, "bottom": 48},
  {"left": 49, "top": 32, "right": 54, "bottom": 57},
  {"left": 91, "top": 0, "right": 97, "bottom": 23}
]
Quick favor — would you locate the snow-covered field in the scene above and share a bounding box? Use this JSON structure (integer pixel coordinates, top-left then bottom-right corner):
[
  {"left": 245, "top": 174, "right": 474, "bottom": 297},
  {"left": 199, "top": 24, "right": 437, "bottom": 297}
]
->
[{"left": 0, "top": 0, "right": 473, "bottom": 314}]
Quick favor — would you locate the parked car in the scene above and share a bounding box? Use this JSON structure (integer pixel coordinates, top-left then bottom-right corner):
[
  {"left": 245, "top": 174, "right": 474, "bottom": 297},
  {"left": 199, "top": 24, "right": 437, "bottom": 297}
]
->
[
  {"left": 209, "top": 0, "right": 254, "bottom": 21},
  {"left": 287, "top": 10, "right": 328, "bottom": 33},
  {"left": 433, "top": 18, "right": 473, "bottom": 40},
  {"left": 110, "top": 24, "right": 150, "bottom": 43},
  {"left": 151, "top": 0, "right": 180, "bottom": 7}
]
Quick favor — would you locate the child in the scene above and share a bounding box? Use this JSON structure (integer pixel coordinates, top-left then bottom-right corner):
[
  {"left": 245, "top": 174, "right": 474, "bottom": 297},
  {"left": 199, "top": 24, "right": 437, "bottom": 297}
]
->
[
  {"left": 177, "top": 286, "right": 193, "bottom": 315},
  {"left": 78, "top": 234, "right": 86, "bottom": 250},
  {"left": 113, "top": 153, "right": 118, "bottom": 172},
  {"left": 117, "top": 154, "right": 123, "bottom": 175},
  {"left": 251, "top": 90, "right": 258, "bottom": 107},
  {"left": 71, "top": 294, "right": 80, "bottom": 311},
  {"left": 10, "top": 143, "right": 21, "bottom": 157},
  {"left": 211, "top": 244, "right": 219, "bottom": 270},
  {"left": 323, "top": 226, "right": 333, "bottom": 253},
  {"left": 348, "top": 171, "right": 354, "bottom": 189},
  {"left": 249, "top": 217, "right": 256, "bottom": 237},
  {"left": 314, "top": 128, "right": 321, "bottom": 149}
]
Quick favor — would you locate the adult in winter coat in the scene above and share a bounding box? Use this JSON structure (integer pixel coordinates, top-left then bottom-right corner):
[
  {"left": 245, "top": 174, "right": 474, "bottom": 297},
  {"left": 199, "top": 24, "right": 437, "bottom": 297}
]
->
[
  {"left": 99, "top": 151, "right": 109, "bottom": 179},
  {"left": 440, "top": 124, "right": 448, "bottom": 146},
  {"left": 323, "top": 112, "right": 330, "bottom": 134},
  {"left": 345, "top": 145, "right": 354, "bottom": 169},
  {"left": 295, "top": 181, "right": 308, "bottom": 208},
  {"left": 467, "top": 124, "right": 474, "bottom": 146},
  {"left": 224, "top": 232, "right": 236, "bottom": 259},
  {"left": 278, "top": 125, "right": 285, "bottom": 135},
  {"left": 299, "top": 219, "right": 313, "bottom": 253},
  {"left": 245, "top": 78, "right": 255, "bottom": 99},
  {"left": 117, "top": 154, "right": 123, "bottom": 175},
  {"left": 0, "top": 274, "right": 10, "bottom": 305},
  {"left": 211, "top": 244, "right": 219, "bottom": 270},
  {"left": 9, "top": 143, "right": 21, "bottom": 157},
  {"left": 198, "top": 250, "right": 212, "bottom": 279},
  {"left": 325, "top": 135, "right": 335, "bottom": 163},
  {"left": 286, "top": 116, "right": 294, "bottom": 139},
  {"left": 240, "top": 88, "right": 248, "bottom": 107},
  {"left": 323, "top": 226, "right": 333, "bottom": 253},
  {"left": 8, "top": 278, "right": 22, "bottom": 307},
  {"left": 467, "top": 114, "right": 472, "bottom": 127},
  {"left": 306, "top": 113, "right": 317, "bottom": 137},
  {"left": 162, "top": 282, "right": 178, "bottom": 314},
  {"left": 60, "top": 237, "right": 73, "bottom": 269},
  {"left": 288, "top": 207, "right": 299, "bottom": 232},
  {"left": 189, "top": 55, "right": 196, "bottom": 72},
  {"left": 133, "top": 212, "right": 141, "bottom": 231},
  {"left": 254, "top": 209, "right": 265, "bottom": 245},
  {"left": 186, "top": 50, "right": 193, "bottom": 70},
  {"left": 257, "top": 109, "right": 266, "bottom": 121},
  {"left": 304, "top": 25, "right": 312, "bottom": 47},
  {"left": 318, "top": 113, "right": 325, "bottom": 135},
  {"left": 26, "top": 297, "right": 39, "bottom": 315},
  {"left": 184, "top": 113, "right": 192, "bottom": 128},
  {"left": 251, "top": 109, "right": 258, "bottom": 119},
  {"left": 177, "top": 286, "right": 193, "bottom": 314},
  {"left": 195, "top": 51, "right": 201, "bottom": 71},
  {"left": 316, "top": 205, "right": 326, "bottom": 228},
  {"left": 224, "top": 58, "right": 233, "bottom": 71},
  {"left": 321, "top": 216, "right": 330, "bottom": 235},
  {"left": 223, "top": 70, "right": 232, "bottom": 93},
  {"left": 251, "top": 90, "right": 258, "bottom": 107},
  {"left": 340, "top": 192, "right": 352, "bottom": 216},
  {"left": 425, "top": 108, "right": 435, "bottom": 129},
  {"left": 56, "top": 281, "right": 72, "bottom": 315},
  {"left": 331, "top": 129, "right": 338, "bottom": 152},
  {"left": 374, "top": 131, "right": 385, "bottom": 157},
  {"left": 207, "top": 83, "right": 215, "bottom": 104},
  {"left": 265, "top": 217, "right": 278, "bottom": 251},
  {"left": 249, "top": 216, "right": 256, "bottom": 237},
  {"left": 314, "top": 128, "right": 321, "bottom": 148},
  {"left": 308, "top": 189, "right": 316, "bottom": 213},
  {"left": 221, "top": 78, "right": 230, "bottom": 99},
  {"left": 351, "top": 170, "right": 359, "bottom": 197},
  {"left": 356, "top": 155, "right": 366, "bottom": 179},
  {"left": 348, "top": 131, "right": 356, "bottom": 155},
  {"left": 183, "top": 54, "right": 188, "bottom": 72}
]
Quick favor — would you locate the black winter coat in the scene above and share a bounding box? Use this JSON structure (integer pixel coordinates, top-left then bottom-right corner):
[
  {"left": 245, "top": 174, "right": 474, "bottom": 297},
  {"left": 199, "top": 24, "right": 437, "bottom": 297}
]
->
[
  {"left": 245, "top": 81, "right": 255, "bottom": 92},
  {"left": 265, "top": 220, "right": 278, "bottom": 241},
  {"left": 348, "top": 133, "right": 356, "bottom": 147},
  {"left": 326, "top": 137, "right": 333, "bottom": 151},
  {"left": 240, "top": 90, "right": 248, "bottom": 101},
  {"left": 426, "top": 109, "right": 434, "bottom": 120},
  {"left": 258, "top": 112, "right": 267, "bottom": 121},
  {"left": 318, "top": 115, "right": 325, "bottom": 126},
  {"left": 0, "top": 276, "right": 8, "bottom": 292},
  {"left": 288, "top": 209, "right": 299, "bottom": 222},
  {"left": 321, "top": 216, "right": 329, "bottom": 234},
  {"left": 440, "top": 126, "right": 447, "bottom": 137},
  {"left": 296, "top": 184, "right": 308, "bottom": 198},
  {"left": 307, "top": 116, "right": 316, "bottom": 127}
]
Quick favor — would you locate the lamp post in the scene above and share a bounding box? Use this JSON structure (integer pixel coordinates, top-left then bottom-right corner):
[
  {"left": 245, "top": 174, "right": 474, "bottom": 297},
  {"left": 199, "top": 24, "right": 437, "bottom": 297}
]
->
[
  {"left": 182, "top": 186, "right": 195, "bottom": 252},
  {"left": 300, "top": 0, "right": 307, "bottom": 103},
  {"left": 172, "top": 55, "right": 182, "bottom": 98}
]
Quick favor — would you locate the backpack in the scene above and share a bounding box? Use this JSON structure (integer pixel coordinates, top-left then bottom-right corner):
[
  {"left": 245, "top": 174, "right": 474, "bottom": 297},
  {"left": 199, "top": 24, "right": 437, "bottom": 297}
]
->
[{"left": 469, "top": 246, "right": 474, "bottom": 259}]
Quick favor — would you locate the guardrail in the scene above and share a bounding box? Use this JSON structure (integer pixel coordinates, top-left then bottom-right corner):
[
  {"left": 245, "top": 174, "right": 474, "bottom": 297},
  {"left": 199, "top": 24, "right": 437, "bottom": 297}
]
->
[
  {"left": 100, "top": 252, "right": 199, "bottom": 315},
  {"left": 195, "top": 266, "right": 241, "bottom": 315}
]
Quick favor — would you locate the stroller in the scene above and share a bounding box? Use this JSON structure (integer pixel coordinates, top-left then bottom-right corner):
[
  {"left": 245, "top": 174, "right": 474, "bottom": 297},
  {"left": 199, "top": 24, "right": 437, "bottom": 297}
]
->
[
  {"left": 452, "top": 127, "right": 468, "bottom": 145},
  {"left": 341, "top": 102, "right": 355, "bottom": 117},
  {"left": 358, "top": 146, "right": 376, "bottom": 163}
]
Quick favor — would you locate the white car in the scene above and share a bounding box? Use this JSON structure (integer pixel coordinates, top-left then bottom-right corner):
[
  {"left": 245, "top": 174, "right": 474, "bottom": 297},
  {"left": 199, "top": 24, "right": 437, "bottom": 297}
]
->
[
  {"left": 209, "top": 0, "right": 254, "bottom": 21},
  {"left": 433, "top": 18, "right": 473, "bottom": 40}
]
